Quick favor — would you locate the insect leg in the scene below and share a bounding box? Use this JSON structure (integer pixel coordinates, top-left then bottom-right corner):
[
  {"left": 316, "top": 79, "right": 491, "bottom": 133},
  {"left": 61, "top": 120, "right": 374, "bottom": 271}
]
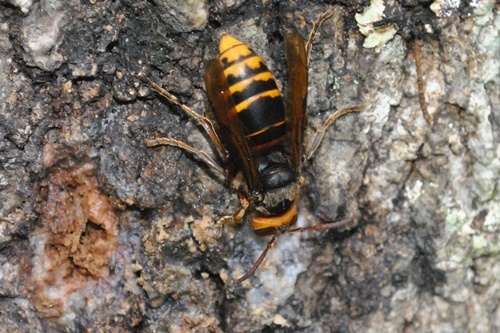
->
[
  {"left": 146, "top": 137, "right": 225, "bottom": 179},
  {"left": 305, "top": 8, "right": 335, "bottom": 62},
  {"left": 233, "top": 193, "right": 250, "bottom": 223},
  {"left": 413, "top": 37, "right": 433, "bottom": 125},
  {"left": 304, "top": 105, "right": 364, "bottom": 160},
  {"left": 217, "top": 192, "right": 250, "bottom": 225},
  {"left": 134, "top": 72, "right": 229, "bottom": 161}
]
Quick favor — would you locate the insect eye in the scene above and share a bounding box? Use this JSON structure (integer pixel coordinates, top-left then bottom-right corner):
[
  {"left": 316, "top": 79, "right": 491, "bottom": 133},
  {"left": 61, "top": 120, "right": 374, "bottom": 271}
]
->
[{"left": 250, "top": 192, "right": 264, "bottom": 203}]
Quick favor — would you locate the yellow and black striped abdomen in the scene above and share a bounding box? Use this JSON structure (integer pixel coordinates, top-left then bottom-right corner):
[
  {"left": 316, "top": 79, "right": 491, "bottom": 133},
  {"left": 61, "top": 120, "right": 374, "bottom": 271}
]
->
[{"left": 218, "top": 34, "right": 286, "bottom": 152}]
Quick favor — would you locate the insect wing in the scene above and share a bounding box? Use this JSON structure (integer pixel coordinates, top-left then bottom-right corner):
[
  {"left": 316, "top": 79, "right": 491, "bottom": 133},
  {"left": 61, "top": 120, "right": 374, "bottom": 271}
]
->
[
  {"left": 284, "top": 31, "right": 308, "bottom": 173},
  {"left": 205, "top": 59, "right": 262, "bottom": 191}
]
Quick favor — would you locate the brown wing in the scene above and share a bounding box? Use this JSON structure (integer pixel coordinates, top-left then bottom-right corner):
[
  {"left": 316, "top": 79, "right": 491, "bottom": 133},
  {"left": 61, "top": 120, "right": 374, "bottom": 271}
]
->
[
  {"left": 205, "top": 59, "right": 262, "bottom": 191},
  {"left": 284, "top": 30, "right": 308, "bottom": 173}
]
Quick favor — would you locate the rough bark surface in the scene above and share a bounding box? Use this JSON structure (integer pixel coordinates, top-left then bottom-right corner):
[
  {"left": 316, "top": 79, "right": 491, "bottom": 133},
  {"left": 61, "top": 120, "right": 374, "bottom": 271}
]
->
[{"left": 0, "top": 0, "right": 498, "bottom": 332}]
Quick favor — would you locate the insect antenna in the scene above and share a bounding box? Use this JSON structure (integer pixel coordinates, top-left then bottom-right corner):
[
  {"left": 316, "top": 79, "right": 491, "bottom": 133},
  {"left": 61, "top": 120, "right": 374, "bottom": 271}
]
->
[
  {"left": 234, "top": 235, "right": 276, "bottom": 284},
  {"left": 289, "top": 215, "right": 359, "bottom": 233},
  {"left": 234, "top": 215, "right": 359, "bottom": 283}
]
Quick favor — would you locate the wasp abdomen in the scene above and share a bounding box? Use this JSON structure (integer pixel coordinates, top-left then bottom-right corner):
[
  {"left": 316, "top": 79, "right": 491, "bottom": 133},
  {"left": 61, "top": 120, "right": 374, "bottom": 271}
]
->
[{"left": 218, "top": 34, "right": 286, "bottom": 153}]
